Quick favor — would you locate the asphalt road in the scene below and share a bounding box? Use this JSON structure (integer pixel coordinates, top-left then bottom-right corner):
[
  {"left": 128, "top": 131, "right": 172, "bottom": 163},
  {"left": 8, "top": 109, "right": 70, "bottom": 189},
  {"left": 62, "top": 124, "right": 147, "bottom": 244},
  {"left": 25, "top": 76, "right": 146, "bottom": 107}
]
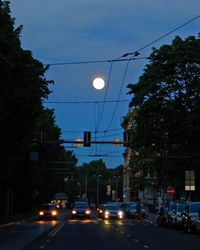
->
[{"left": 0, "top": 209, "right": 200, "bottom": 250}]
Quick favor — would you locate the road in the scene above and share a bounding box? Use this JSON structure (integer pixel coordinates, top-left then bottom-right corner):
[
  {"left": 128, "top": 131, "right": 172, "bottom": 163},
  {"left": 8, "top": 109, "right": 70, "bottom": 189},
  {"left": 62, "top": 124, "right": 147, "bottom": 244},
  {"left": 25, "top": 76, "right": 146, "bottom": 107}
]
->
[{"left": 0, "top": 209, "right": 200, "bottom": 250}]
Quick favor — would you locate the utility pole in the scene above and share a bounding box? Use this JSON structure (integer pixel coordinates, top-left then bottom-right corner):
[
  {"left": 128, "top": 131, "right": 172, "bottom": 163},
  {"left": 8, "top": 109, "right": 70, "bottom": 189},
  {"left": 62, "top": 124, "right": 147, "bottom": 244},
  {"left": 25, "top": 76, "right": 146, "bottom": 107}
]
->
[
  {"left": 114, "top": 176, "right": 120, "bottom": 201},
  {"left": 85, "top": 175, "right": 87, "bottom": 198},
  {"left": 94, "top": 175, "right": 101, "bottom": 208}
]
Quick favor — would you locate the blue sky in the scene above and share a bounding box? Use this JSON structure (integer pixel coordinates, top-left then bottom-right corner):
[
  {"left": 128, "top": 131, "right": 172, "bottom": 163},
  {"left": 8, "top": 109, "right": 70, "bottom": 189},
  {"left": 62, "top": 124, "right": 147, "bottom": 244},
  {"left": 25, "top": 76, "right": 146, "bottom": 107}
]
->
[{"left": 9, "top": 0, "right": 200, "bottom": 168}]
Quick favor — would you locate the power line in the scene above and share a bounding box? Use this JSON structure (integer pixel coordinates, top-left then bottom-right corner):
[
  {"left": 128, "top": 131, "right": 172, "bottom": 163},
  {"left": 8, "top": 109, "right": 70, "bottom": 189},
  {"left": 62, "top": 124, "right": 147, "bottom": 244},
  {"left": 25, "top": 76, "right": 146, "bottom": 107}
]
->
[
  {"left": 45, "top": 57, "right": 147, "bottom": 67},
  {"left": 106, "top": 60, "right": 130, "bottom": 131},
  {"left": 95, "top": 62, "right": 114, "bottom": 132},
  {"left": 44, "top": 14, "right": 200, "bottom": 68},
  {"left": 62, "top": 128, "right": 123, "bottom": 133},
  {"left": 123, "top": 14, "right": 200, "bottom": 57},
  {"left": 44, "top": 99, "right": 129, "bottom": 104}
]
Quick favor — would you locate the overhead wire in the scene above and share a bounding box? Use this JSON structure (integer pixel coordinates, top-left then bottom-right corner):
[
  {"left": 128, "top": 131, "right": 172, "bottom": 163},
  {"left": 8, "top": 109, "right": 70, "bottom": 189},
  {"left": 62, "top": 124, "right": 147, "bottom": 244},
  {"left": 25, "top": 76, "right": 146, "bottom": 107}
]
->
[
  {"left": 45, "top": 13, "right": 200, "bottom": 163},
  {"left": 44, "top": 99, "right": 129, "bottom": 104},
  {"left": 91, "top": 13, "right": 200, "bottom": 157},
  {"left": 119, "top": 14, "right": 200, "bottom": 58},
  {"left": 95, "top": 61, "right": 114, "bottom": 132},
  {"left": 45, "top": 57, "right": 147, "bottom": 67}
]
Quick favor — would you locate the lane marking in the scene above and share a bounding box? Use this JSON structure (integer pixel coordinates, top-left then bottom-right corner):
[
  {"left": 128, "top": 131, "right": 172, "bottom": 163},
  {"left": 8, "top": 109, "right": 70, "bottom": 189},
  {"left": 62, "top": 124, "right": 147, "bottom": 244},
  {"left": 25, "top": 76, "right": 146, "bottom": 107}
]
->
[
  {"left": 134, "top": 239, "right": 139, "bottom": 242},
  {"left": 144, "top": 245, "right": 149, "bottom": 248},
  {"left": 49, "top": 222, "right": 64, "bottom": 237}
]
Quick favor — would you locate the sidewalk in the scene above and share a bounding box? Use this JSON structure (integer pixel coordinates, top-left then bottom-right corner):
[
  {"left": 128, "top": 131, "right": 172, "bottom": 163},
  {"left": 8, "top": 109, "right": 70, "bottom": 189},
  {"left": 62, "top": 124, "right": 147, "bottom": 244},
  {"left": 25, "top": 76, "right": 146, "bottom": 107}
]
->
[{"left": 0, "top": 212, "right": 37, "bottom": 226}]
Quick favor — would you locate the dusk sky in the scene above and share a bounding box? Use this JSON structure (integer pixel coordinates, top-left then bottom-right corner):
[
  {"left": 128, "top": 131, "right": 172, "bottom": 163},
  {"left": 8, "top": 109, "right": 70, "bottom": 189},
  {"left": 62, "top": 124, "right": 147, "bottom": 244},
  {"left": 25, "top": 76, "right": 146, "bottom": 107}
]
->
[{"left": 9, "top": 0, "right": 200, "bottom": 168}]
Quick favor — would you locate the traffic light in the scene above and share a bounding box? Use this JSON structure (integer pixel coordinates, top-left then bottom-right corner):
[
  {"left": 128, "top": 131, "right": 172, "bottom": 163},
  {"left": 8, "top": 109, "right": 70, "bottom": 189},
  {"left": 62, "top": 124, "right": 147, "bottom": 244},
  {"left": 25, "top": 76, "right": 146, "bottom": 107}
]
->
[{"left": 84, "top": 131, "right": 91, "bottom": 147}]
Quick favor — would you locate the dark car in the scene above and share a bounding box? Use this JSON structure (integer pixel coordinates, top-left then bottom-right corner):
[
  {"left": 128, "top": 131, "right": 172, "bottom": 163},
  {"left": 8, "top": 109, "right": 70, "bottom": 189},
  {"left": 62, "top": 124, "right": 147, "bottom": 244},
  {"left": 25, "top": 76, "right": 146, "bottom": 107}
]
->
[
  {"left": 121, "top": 202, "right": 136, "bottom": 216},
  {"left": 127, "top": 203, "right": 146, "bottom": 219},
  {"left": 102, "top": 204, "right": 124, "bottom": 220},
  {"left": 71, "top": 201, "right": 91, "bottom": 219},
  {"left": 97, "top": 203, "right": 109, "bottom": 218},
  {"left": 181, "top": 201, "right": 200, "bottom": 233},
  {"left": 38, "top": 203, "right": 59, "bottom": 220}
]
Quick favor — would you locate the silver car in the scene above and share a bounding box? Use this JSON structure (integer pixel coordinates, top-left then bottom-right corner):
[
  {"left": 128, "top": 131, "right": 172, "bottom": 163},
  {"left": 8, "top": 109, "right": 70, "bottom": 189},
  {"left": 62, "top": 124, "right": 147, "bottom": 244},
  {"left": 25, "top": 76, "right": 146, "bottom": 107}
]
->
[{"left": 103, "top": 204, "right": 124, "bottom": 220}]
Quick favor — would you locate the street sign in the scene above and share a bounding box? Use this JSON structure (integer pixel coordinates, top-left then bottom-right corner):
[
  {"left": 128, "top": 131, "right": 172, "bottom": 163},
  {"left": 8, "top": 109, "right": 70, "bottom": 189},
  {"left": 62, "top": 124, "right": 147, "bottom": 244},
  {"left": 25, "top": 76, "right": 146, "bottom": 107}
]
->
[{"left": 166, "top": 186, "right": 175, "bottom": 196}]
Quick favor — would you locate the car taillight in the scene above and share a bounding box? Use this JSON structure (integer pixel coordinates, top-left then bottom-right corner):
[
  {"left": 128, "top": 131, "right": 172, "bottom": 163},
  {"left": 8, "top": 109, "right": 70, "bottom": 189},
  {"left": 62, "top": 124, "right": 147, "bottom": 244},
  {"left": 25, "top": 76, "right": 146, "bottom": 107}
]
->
[
  {"left": 39, "top": 211, "right": 44, "bottom": 216},
  {"left": 51, "top": 210, "right": 57, "bottom": 216}
]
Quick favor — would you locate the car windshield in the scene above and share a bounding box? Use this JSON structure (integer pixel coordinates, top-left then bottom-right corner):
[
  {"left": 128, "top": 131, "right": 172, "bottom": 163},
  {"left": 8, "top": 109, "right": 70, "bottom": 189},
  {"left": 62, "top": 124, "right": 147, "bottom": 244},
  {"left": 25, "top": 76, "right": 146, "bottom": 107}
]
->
[
  {"left": 106, "top": 205, "right": 120, "bottom": 210},
  {"left": 40, "top": 205, "right": 52, "bottom": 210},
  {"left": 74, "top": 202, "right": 89, "bottom": 208},
  {"left": 190, "top": 203, "right": 200, "bottom": 213}
]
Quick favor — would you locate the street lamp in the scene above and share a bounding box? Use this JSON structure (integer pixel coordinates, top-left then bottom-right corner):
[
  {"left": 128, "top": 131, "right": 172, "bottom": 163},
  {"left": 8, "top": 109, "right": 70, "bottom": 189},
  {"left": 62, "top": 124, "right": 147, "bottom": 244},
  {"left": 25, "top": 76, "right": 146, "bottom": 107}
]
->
[
  {"left": 94, "top": 175, "right": 101, "bottom": 208},
  {"left": 114, "top": 176, "right": 121, "bottom": 202},
  {"left": 85, "top": 175, "right": 87, "bottom": 198}
]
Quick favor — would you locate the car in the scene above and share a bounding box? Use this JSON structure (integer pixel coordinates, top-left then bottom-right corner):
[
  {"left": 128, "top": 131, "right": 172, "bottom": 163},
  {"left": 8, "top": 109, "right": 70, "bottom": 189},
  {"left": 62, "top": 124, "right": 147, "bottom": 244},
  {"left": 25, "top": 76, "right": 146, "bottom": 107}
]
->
[
  {"left": 127, "top": 203, "right": 146, "bottom": 219},
  {"left": 102, "top": 204, "right": 124, "bottom": 220},
  {"left": 97, "top": 203, "right": 109, "bottom": 218},
  {"left": 38, "top": 203, "right": 59, "bottom": 220},
  {"left": 121, "top": 202, "right": 136, "bottom": 216},
  {"left": 181, "top": 201, "right": 200, "bottom": 233},
  {"left": 71, "top": 201, "right": 91, "bottom": 219}
]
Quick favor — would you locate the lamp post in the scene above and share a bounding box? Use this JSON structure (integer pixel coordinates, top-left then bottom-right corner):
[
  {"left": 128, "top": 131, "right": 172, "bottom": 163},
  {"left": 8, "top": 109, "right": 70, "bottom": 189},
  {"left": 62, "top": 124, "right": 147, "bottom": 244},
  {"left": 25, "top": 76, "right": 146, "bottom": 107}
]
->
[
  {"left": 85, "top": 175, "right": 87, "bottom": 198},
  {"left": 114, "top": 176, "right": 121, "bottom": 202},
  {"left": 94, "top": 175, "right": 101, "bottom": 208}
]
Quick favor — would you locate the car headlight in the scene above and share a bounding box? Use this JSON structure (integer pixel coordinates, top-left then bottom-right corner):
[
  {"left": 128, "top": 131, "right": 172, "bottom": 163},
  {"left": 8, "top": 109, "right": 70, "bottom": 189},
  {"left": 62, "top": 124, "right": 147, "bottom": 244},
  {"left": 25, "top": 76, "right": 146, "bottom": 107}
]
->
[
  {"left": 51, "top": 210, "right": 57, "bottom": 216},
  {"left": 118, "top": 211, "right": 123, "bottom": 217},
  {"left": 85, "top": 210, "right": 91, "bottom": 214},
  {"left": 105, "top": 211, "right": 109, "bottom": 215},
  {"left": 72, "top": 210, "right": 77, "bottom": 214},
  {"left": 39, "top": 211, "right": 44, "bottom": 216}
]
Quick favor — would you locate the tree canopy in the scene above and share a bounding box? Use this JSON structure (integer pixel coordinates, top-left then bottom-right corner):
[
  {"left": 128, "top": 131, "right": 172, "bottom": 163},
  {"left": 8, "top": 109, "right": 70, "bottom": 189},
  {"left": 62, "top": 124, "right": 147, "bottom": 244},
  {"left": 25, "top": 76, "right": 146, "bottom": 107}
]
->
[
  {"left": 0, "top": 1, "right": 78, "bottom": 216},
  {"left": 124, "top": 35, "right": 200, "bottom": 195}
]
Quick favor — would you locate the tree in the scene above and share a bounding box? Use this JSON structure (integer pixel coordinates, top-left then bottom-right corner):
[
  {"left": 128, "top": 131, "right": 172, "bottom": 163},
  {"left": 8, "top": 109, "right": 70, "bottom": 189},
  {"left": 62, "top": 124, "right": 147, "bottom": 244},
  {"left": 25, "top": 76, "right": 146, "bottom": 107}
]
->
[
  {"left": 0, "top": 2, "right": 78, "bottom": 216},
  {"left": 0, "top": 1, "right": 51, "bottom": 185},
  {"left": 125, "top": 35, "right": 200, "bottom": 197}
]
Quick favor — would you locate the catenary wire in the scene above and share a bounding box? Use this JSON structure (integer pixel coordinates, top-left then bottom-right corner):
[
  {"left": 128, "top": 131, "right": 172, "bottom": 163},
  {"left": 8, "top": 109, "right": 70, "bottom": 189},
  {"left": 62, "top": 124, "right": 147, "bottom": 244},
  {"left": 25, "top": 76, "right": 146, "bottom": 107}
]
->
[{"left": 44, "top": 99, "right": 129, "bottom": 104}]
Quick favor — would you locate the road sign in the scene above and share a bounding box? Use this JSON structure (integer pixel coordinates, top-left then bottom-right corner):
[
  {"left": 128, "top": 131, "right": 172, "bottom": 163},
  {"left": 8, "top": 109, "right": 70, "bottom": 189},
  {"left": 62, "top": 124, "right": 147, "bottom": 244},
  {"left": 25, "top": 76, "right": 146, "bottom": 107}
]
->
[{"left": 166, "top": 186, "right": 175, "bottom": 196}]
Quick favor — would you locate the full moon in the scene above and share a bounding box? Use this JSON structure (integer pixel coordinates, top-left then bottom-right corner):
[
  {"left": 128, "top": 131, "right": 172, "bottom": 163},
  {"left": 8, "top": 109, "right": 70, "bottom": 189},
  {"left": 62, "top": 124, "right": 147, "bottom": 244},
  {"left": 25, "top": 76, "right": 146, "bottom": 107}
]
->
[{"left": 92, "top": 77, "right": 105, "bottom": 90}]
